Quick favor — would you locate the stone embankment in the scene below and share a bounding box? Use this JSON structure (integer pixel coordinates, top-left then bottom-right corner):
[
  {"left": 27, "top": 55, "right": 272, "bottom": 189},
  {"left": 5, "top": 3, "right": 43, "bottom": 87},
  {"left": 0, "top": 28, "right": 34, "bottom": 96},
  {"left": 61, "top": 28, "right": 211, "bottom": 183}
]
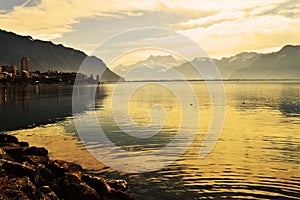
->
[{"left": 0, "top": 134, "right": 134, "bottom": 200}]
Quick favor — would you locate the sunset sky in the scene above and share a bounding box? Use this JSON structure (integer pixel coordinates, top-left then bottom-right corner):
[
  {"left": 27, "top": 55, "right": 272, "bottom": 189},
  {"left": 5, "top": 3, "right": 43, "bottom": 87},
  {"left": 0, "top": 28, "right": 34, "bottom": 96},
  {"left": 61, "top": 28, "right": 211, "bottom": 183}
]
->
[{"left": 0, "top": 0, "right": 300, "bottom": 65}]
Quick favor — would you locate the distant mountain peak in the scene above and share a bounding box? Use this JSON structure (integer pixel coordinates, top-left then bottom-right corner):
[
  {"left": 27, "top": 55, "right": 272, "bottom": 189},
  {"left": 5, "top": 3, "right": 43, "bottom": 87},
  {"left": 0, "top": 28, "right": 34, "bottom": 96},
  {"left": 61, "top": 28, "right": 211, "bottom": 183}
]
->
[
  {"left": 113, "top": 44, "right": 299, "bottom": 80},
  {"left": 227, "top": 52, "right": 259, "bottom": 63},
  {"left": 191, "top": 57, "right": 212, "bottom": 62},
  {"left": 132, "top": 54, "right": 184, "bottom": 67},
  {"left": 145, "top": 54, "right": 179, "bottom": 63},
  {"left": 280, "top": 44, "right": 300, "bottom": 53},
  {"left": 281, "top": 44, "right": 300, "bottom": 49}
]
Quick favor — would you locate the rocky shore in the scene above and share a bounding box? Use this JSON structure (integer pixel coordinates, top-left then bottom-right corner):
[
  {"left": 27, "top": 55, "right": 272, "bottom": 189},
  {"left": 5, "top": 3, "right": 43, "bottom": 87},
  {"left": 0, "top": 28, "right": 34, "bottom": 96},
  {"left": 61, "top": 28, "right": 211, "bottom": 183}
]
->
[{"left": 0, "top": 134, "right": 134, "bottom": 200}]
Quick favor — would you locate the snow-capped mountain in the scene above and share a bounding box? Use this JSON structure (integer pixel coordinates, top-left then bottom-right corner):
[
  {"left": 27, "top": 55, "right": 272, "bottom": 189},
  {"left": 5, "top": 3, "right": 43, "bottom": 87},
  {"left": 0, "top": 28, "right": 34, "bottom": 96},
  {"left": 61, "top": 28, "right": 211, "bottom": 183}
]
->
[
  {"left": 113, "top": 55, "right": 184, "bottom": 81},
  {"left": 111, "top": 45, "right": 300, "bottom": 80}
]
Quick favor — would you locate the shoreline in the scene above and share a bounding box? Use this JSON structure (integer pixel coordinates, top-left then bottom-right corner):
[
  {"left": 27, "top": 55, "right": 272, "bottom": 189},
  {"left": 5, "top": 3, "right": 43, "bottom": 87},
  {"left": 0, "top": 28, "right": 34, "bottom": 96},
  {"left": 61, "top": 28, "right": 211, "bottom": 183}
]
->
[
  {"left": 1, "top": 78, "right": 299, "bottom": 86},
  {"left": 0, "top": 133, "right": 135, "bottom": 200}
]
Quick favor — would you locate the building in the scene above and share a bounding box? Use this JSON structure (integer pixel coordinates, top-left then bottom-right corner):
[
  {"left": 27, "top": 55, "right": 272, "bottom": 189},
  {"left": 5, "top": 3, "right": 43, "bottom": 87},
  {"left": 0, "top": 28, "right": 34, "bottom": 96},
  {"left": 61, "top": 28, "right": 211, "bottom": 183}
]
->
[
  {"left": 1, "top": 65, "right": 17, "bottom": 75},
  {"left": 21, "top": 57, "right": 29, "bottom": 71},
  {"left": 0, "top": 72, "right": 8, "bottom": 80}
]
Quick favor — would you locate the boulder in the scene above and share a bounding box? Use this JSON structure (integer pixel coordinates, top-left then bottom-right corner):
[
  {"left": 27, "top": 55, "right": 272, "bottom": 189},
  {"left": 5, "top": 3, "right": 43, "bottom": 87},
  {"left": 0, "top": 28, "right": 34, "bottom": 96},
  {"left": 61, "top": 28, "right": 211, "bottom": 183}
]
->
[
  {"left": 38, "top": 186, "right": 59, "bottom": 200},
  {"left": 0, "top": 176, "right": 40, "bottom": 200},
  {"left": 34, "top": 165, "right": 56, "bottom": 186},
  {"left": 55, "top": 174, "right": 100, "bottom": 200},
  {"left": 108, "top": 189, "right": 135, "bottom": 200},
  {"left": 2, "top": 146, "right": 24, "bottom": 161},
  {"left": 82, "top": 174, "right": 134, "bottom": 200},
  {"left": 1, "top": 159, "right": 36, "bottom": 181},
  {"left": 23, "top": 146, "right": 48, "bottom": 157},
  {"left": 0, "top": 134, "right": 135, "bottom": 199},
  {"left": 23, "top": 155, "right": 49, "bottom": 165},
  {"left": 18, "top": 141, "right": 30, "bottom": 147},
  {"left": 0, "top": 134, "right": 18, "bottom": 143},
  {"left": 0, "top": 147, "right": 13, "bottom": 161},
  {"left": 0, "top": 142, "right": 20, "bottom": 147},
  {"left": 82, "top": 174, "right": 110, "bottom": 197},
  {"left": 47, "top": 159, "right": 83, "bottom": 177},
  {"left": 107, "top": 179, "right": 129, "bottom": 191}
]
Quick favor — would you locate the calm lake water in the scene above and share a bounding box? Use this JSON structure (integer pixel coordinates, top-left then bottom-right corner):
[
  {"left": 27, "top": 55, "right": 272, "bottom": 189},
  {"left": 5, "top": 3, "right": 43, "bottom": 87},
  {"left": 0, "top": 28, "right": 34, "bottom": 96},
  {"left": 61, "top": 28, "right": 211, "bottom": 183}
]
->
[{"left": 1, "top": 82, "right": 299, "bottom": 199}]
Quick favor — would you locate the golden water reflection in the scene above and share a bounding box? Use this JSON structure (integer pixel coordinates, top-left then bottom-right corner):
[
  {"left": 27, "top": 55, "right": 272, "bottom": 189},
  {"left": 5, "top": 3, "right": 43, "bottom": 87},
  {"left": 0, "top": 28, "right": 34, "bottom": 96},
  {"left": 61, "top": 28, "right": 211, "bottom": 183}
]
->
[{"left": 6, "top": 82, "right": 300, "bottom": 199}]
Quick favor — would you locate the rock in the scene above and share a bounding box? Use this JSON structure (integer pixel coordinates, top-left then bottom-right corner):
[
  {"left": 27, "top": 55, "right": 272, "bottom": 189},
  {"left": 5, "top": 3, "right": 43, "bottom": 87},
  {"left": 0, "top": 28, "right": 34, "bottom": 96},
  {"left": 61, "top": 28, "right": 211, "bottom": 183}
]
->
[
  {"left": 0, "top": 147, "right": 13, "bottom": 161},
  {"left": 0, "top": 142, "right": 20, "bottom": 147},
  {"left": 107, "top": 179, "right": 129, "bottom": 191},
  {"left": 38, "top": 186, "right": 59, "bottom": 200},
  {"left": 0, "top": 176, "right": 40, "bottom": 200},
  {"left": 108, "top": 189, "right": 135, "bottom": 200},
  {"left": 18, "top": 141, "right": 30, "bottom": 147},
  {"left": 55, "top": 174, "right": 100, "bottom": 200},
  {"left": 23, "top": 146, "right": 48, "bottom": 157},
  {"left": 0, "top": 134, "right": 135, "bottom": 199},
  {"left": 23, "top": 155, "right": 49, "bottom": 165},
  {"left": 1, "top": 159, "right": 36, "bottom": 181},
  {"left": 82, "top": 174, "right": 110, "bottom": 197},
  {"left": 0, "top": 134, "right": 18, "bottom": 143},
  {"left": 47, "top": 159, "right": 83, "bottom": 177},
  {"left": 34, "top": 165, "right": 56, "bottom": 186},
  {"left": 0, "top": 141, "right": 29, "bottom": 147},
  {"left": 82, "top": 175, "right": 135, "bottom": 200},
  {"left": 2, "top": 146, "right": 25, "bottom": 161}
]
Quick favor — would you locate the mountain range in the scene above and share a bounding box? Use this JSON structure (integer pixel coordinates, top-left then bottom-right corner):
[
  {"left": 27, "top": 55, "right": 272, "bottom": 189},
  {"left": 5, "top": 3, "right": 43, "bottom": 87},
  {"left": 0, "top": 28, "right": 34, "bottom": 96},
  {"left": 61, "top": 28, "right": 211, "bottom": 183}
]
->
[
  {"left": 1, "top": 29, "right": 299, "bottom": 81},
  {"left": 0, "top": 29, "right": 121, "bottom": 81},
  {"left": 113, "top": 45, "right": 300, "bottom": 80},
  {"left": 216, "top": 45, "right": 299, "bottom": 79}
]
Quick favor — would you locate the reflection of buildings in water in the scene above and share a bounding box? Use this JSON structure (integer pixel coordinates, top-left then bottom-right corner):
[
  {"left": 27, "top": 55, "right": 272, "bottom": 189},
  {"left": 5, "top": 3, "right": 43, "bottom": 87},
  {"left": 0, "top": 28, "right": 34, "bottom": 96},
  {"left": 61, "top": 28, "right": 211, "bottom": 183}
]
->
[
  {"left": 56, "top": 86, "right": 62, "bottom": 104},
  {"left": 0, "top": 87, "right": 7, "bottom": 112},
  {"left": 6, "top": 86, "right": 18, "bottom": 105},
  {"left": 0, "top": 87, "right": 7, "bottom": 105},
  {"left": 0, "top": 86, "right": 23, "bottom": 105},
  {"left": 0, "top": 86, "right": 20, "bottom": 112},
  {"left": 72, "top": 85, "right": 107, "bottom": 117},
  {"left": 22, "top": 86, "right": 31, "bottom": 112},
  {"left": 96, "top": 86, "right": 106, "bottom": 99},
  {"left": 35, "top": 85, "right": 40, "bottom": 95},
  {"left": 12, "top": 86, "right": 19, "bottom": 106},
  {"left": 1, "top": 85, "right": 108, "bottom": 130}
]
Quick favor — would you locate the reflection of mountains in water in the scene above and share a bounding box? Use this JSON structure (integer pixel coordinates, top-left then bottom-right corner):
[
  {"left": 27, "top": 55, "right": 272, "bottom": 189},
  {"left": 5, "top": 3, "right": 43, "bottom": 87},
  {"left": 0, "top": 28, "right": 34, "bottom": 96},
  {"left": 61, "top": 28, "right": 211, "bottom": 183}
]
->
[
  {"left": 0, "top": 85, "right": 106, "bottom": 131},
  {"left": 232, "top": 83, "right": 300, "bottom": 118},
  {"left": 279, "top": 102, "right": 300, "bottom": 117},
  {"left": 279, "top": 87, "right": 300, "bottom": 117}
]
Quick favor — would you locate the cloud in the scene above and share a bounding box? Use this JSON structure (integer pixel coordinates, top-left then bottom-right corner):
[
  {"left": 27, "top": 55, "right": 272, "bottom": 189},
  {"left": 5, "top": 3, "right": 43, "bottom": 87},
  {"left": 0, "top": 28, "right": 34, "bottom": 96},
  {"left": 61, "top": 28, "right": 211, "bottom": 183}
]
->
[
  {"left": 0, "top": 0, "right": 159, "bottom": 39},
  {"left": 166, "top": 0, "right": 300, "bottom": 57},
  {"left": 172, "top": 10, "right": 244, "bottom": 30},
  {"left": 179, "top": 14, "right": 300, "bottom": 58},
  {"left": 0, "top": 0, "right": 42, "bottom": 14},
  {"left": 251, "top": 0, "right": 300, "bottom": 18},
  {"left": 0, "top": 0, "right": 299, "bottom": 58},
  {"left": 0, "top": 0, "right": 273, "bottom": 40}
]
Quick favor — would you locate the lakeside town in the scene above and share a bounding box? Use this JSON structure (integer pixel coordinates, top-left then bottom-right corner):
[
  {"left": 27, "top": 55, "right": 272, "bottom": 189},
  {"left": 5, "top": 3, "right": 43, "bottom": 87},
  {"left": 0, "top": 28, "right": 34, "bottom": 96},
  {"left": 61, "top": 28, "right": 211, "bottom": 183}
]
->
[{"left": 0, "top": 57, "right": 99, "bottom": 85}]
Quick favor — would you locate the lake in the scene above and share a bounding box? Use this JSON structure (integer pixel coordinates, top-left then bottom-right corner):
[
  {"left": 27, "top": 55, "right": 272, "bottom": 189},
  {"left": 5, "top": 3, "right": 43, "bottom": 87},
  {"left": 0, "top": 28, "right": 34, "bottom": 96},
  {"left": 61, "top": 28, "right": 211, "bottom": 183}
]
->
[{"left": 1, "top": 82, "right": 299, "bottom": 199}]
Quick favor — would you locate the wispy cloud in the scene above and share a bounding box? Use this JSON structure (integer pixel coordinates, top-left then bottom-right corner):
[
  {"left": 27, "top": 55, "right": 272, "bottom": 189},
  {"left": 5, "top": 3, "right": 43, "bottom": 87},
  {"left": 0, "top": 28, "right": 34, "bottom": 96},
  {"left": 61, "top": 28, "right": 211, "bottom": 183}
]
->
[
  {"left": 0, "top": 0, "right": 158, "bottom": 39},
  {"left": 251, "top": 0, "right": 300, "bottom": 18},
  {"left": 0, "top": 0, "right": 299, "bottom": 58},
  {"left": 172, "top": 0, "right": 300, "bottom": 57}
]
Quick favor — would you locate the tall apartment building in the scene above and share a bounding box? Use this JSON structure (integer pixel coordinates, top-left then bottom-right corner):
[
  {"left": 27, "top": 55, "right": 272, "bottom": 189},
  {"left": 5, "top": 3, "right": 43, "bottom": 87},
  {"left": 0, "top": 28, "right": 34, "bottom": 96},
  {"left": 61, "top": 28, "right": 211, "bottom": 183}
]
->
[{"left": 21, "top": 57, "right": 29, "bottom": 71}]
